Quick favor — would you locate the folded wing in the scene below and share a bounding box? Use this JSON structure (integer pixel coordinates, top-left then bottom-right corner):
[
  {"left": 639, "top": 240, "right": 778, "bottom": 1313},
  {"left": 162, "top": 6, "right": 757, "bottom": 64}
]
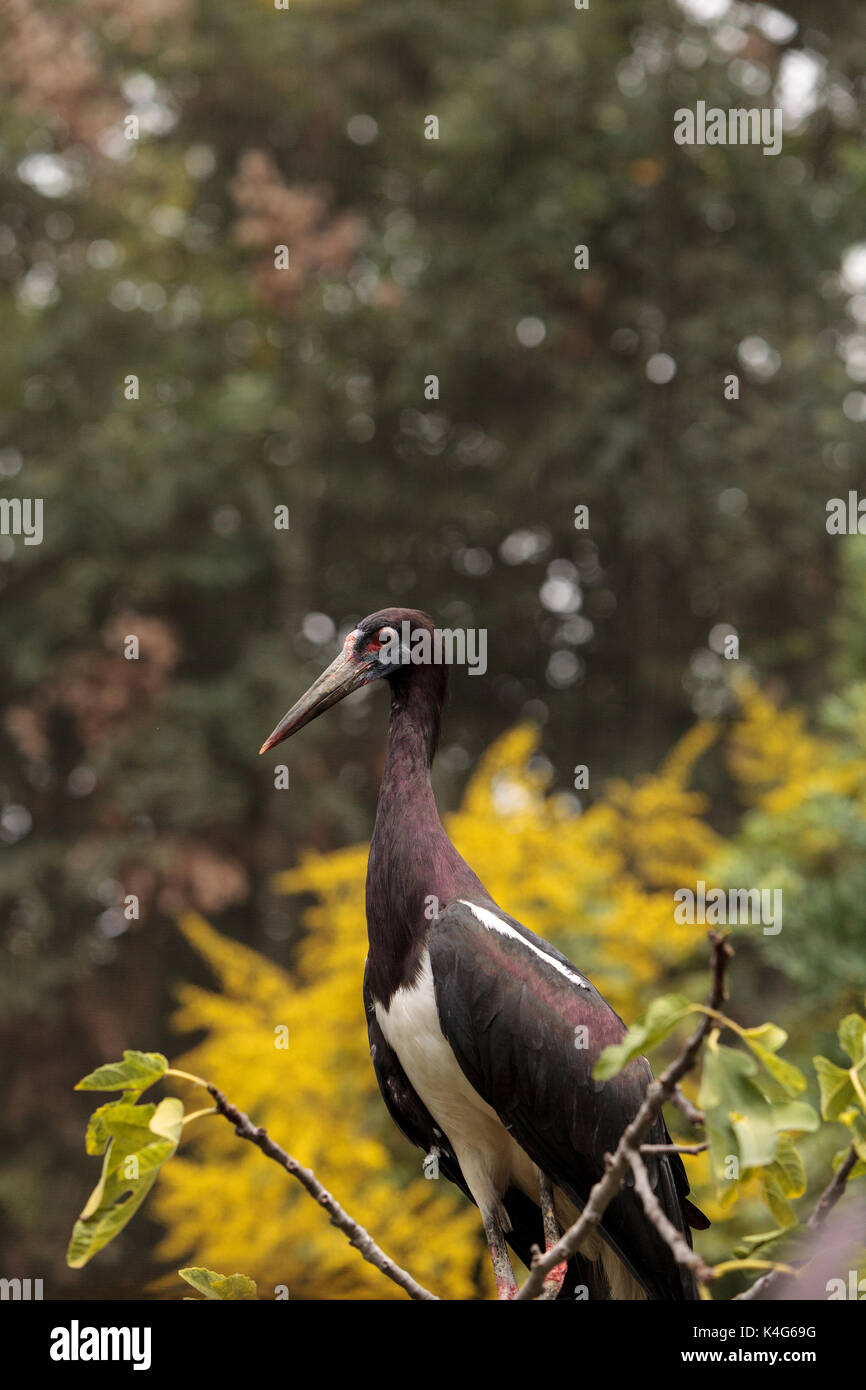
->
[{"left": 427, "top": 899, "right": 703, "bottom": 1300}]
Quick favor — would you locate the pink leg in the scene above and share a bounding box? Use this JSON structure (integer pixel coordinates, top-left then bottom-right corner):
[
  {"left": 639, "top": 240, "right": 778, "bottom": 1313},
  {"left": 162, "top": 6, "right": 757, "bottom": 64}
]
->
[
  {"left": 482, "top": 1208, "right": 518, "bottom": 1300},
  {"left": 537, "top": 1168, "right": 567, "bottom": 1300}
]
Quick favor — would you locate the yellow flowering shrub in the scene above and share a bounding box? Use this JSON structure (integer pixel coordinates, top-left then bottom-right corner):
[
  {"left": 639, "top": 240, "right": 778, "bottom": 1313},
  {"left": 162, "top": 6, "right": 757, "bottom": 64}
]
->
[{"left": 725, "top": 676, "right": 866, "bottom": 814}]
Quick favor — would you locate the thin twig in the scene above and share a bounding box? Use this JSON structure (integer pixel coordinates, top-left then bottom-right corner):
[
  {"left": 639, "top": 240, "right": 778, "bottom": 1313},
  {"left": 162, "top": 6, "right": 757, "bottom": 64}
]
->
[
  {"left": 206, "top": 1083, "right": 439, "bottom": 1301},
  {"left": 808, "top": 1143, "right": 859, "bottom": 1230},
  {"left": 669, "top": 1089, "right": 705, "bottom": 1127},
  {"left": 516, "top": 932, "right": 732, "bottom": 1301},
  {"left": 738, "top": 1143, "right": 860, "bottom": 1301},
  {"left": 626, "top": 1148, "right": 715, "bottom": 1282},
  {"left": 640, "top": 1142, "right": 708, "bottom": 1156}
]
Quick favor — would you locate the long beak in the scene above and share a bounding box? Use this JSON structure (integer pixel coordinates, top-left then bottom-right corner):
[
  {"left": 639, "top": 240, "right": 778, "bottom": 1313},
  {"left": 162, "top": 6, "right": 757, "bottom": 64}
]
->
[{"left": 259, "top": 646, "right": 372, "bottom": 754}]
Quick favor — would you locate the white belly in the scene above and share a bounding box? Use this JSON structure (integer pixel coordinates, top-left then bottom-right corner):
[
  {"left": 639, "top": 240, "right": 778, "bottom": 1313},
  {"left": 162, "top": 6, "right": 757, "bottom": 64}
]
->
[{"left": 375, "top": 949, "right": 540, "bottom": 1219}]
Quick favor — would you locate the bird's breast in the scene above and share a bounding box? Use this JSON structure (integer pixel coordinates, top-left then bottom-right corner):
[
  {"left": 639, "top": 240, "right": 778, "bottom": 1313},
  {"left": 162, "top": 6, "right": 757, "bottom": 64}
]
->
[{"left": 374, "top": 948, "right": 536, "bottom": 1213}]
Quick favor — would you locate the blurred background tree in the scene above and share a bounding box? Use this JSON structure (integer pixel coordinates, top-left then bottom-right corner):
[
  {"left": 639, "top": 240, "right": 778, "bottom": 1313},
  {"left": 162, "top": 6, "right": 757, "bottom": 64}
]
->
[{"left": 1, "top": 0, "right": 865, "bottom": 1294}]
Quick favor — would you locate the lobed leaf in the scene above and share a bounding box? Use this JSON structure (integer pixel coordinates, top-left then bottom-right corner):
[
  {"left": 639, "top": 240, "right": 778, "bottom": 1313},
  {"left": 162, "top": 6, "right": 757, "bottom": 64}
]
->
[
  {"left": 179, "top": 1267, "right": 259, "bottom": 1300},
  {"left": 75, "top": 1050, "right": 169, "bottom": 1094},
  {"left": 85, "top": 1092, "right": 144, "bottom": 1156},
  {"left": 838, "top": 1013, "right": 866, "bottom": 1067},
  {"left": 741, "top": 1025, "right": 806, "bottom": 1096},
  {"left": 593, "top": 995, "right": 696, "bottom": 1080},
  {"left": 760, "top": 1168, "right": 798, "bottom": 1229},
  {"left": 701, "top": 1041, "right": 817, "bottom": 1188},
  {"left": 769, "top": 1133, "right": 807, "bottom": 1198},
  {"left": 814, "top": 1055, "right": 857, "bottom": 1121},
  {"left": 66, "top": 1097, "right": 183, "bottom": 1268}
]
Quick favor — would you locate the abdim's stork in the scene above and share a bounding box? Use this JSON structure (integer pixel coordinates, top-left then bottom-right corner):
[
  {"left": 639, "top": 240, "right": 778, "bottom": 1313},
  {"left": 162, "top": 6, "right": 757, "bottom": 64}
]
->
[{"left": 261, "top": 608, "right": 707, "bottom": 1299}]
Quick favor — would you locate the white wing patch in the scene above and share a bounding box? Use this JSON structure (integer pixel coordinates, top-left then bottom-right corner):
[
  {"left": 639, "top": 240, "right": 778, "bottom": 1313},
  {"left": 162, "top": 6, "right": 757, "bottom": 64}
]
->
[{"left": 457, "top": 901, "right": 590, "bottom": 990}]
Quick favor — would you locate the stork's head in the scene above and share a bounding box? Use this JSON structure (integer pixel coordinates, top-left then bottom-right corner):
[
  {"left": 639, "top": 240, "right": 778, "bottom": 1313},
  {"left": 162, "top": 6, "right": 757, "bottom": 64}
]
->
[{"left": 259, "top": 607, "right": 437, "bottom": 754}]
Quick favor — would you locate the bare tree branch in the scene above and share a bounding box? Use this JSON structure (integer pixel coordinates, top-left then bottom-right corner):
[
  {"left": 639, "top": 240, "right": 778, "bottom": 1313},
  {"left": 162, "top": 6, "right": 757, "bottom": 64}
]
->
[
  {"left": 516, "top": 931, "right": 732, "bottom": 1301},
  {"left": 626, "top": 1148, "right": 715, "bottom": 1283},
  {"left": 640, "top": 1141, "right": 708, "bottom": 1156},
  {"left": 670, "top": 1087, "right": 705, "bottom": 1127},
  {"left": 206, "top": 1082, "right": 439, "bottom": 1301},
  {"left": 808, "top": 1143, "right": 859, "bottom": 1230}
]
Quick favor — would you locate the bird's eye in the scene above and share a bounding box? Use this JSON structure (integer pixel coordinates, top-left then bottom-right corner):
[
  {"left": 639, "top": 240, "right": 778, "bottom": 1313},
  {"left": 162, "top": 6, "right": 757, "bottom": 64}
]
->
[{"left": 367, "top": 625, "right": 397, "bottom": 654}]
